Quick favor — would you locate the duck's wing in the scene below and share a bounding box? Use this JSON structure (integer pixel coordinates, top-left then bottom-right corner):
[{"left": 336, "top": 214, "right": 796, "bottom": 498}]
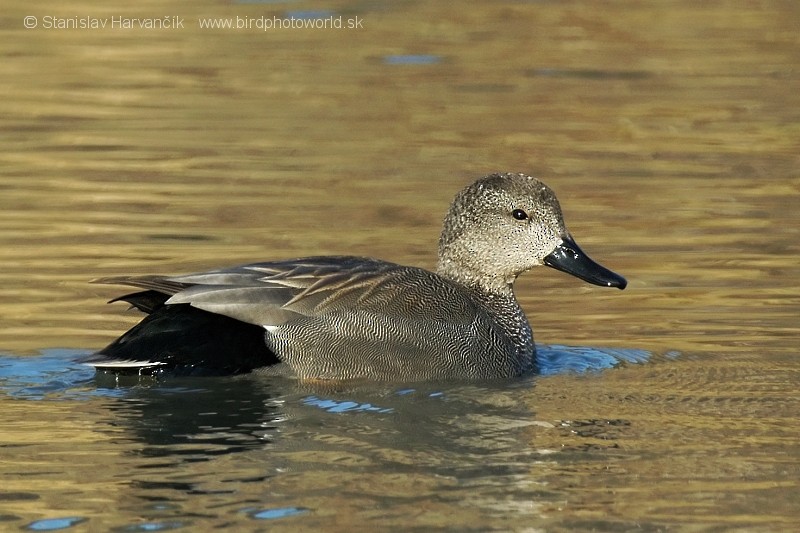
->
[
  {"left": 154, "top": 256, "right": 454, "bottom": 327},
  {"left": 89, "top": 256, "right": 406, "bottom": 374},
  {"left": 95, "top": 256, "right": 460, "bottom": 326}
]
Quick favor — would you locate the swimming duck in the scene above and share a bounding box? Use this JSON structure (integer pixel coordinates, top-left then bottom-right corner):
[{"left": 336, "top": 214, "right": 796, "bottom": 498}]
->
[{"left": 86, "top": 173, "right": 626, "bottom": 379}]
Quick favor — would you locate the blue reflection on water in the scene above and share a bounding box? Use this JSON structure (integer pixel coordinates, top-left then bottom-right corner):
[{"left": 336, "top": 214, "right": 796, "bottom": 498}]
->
[
  {"left": 383, "top": 54, "right": 441, "bottom": 65},
  {"left": 302, "top": 395, "right": 394, "bottom": 413},
  {"left": 0, "top": 349, "right": 115, "bottom": 401},
  {"left": 24, "top": 516, "right": 87, "bottom": 531},
  {"left": 246, "top": 506, "right": 309, "bottom": 520},
  {"left": 286, "top": 10, "right": 335, "bottom": 20},
  {"left": 537, "top": 344, "right": 653, "bottom": 376}
]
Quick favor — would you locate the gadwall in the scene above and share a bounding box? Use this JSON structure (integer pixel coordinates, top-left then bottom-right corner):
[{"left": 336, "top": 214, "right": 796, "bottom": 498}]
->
[{"left": 86, "top": 173, "right": 626, "bottom": 380}]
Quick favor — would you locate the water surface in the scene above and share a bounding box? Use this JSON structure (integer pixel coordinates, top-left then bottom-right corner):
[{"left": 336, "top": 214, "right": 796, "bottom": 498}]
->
[{"left": 1, "top": 0, "right": 798, "bottom": 530}]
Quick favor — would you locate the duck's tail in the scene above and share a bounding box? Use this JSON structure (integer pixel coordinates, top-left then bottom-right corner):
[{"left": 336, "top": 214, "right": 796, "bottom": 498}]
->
[{"left": 84, "top": 290, "right": 279, "bottom": 376}]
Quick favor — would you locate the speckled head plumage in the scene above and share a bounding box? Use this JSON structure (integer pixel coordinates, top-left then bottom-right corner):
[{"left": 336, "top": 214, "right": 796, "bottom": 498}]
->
[{"left": 437, "top": 173, "right": 569, "bottom": 291}]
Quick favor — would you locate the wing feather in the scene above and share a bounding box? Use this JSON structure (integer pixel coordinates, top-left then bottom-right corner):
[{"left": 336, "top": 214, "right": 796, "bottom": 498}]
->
[
  {"left": 99, "top": 256, "right": 474, "bottom": 330},
  {"left": 92, "top": 275, "right": 188, "bottom": 296}
]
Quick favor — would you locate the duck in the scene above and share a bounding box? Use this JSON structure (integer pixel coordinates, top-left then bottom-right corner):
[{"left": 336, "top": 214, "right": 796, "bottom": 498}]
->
[{"left": 85, "top": 173, "right": 626, "bottom": 380}]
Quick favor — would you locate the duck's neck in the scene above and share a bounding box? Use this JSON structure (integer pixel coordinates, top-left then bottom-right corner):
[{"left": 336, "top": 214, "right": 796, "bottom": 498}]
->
[
  {"left": 436, "top": 258, "right": 514, "bottom": 296},
  {"left": 436, "top": 260, "right": 536, "bottom": 369}
]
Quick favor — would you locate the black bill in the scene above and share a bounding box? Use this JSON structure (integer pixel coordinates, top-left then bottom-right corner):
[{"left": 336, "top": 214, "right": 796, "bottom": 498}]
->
[{"left": 543, "top": 236, "right": 627, "bottom": 289}]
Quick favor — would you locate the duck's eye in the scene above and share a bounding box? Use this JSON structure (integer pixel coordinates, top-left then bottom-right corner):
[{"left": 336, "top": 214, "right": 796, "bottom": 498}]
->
[{"left": 512, "top": 209, "right": 528, "bottom": 221}]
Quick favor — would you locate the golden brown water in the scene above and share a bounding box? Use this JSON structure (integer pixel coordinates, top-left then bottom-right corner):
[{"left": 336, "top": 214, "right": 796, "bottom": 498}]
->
[{"left": 1, "top": 0, "right": 798, "bottom": 530}]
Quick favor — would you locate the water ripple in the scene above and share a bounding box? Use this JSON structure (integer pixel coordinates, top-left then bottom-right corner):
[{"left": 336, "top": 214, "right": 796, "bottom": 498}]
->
[{"left": 0, "top": 344, "right": 659, "bottom": 400}]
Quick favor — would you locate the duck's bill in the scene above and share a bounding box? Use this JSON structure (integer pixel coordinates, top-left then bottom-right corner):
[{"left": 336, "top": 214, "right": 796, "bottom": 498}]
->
[{"left": 543, "top": 236, "right": 627, "bottom": 289}]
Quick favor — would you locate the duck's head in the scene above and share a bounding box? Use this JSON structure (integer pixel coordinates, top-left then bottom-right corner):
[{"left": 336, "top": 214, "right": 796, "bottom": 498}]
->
[{"left": 437, "top": 173, "right": 626, "bottom": 292}]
